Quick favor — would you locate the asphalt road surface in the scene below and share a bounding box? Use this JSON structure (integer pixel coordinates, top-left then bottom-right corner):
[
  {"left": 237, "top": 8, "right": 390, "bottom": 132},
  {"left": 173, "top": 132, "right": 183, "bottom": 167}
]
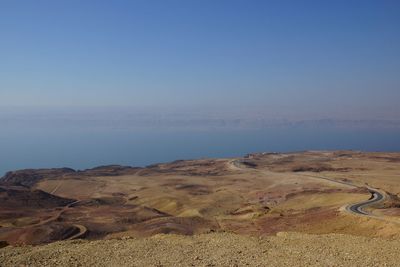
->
[
  {"left": 346, "top": 189, "right": 384, "bottom": 216},
  {"left": 230, "top": 159, "right": 385, "bottom": 218}
]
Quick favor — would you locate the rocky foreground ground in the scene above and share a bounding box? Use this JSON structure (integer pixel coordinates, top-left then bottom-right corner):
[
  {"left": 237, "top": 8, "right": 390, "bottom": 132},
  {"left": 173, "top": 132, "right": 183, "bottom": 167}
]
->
[{"left": 1, "top": 232, "right": 399, "bottom": 267}]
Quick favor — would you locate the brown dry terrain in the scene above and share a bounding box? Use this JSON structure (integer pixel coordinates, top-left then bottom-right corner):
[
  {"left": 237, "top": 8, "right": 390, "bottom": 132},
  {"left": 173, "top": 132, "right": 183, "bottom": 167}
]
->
[
  {"left": 2, "top": 232, "right": 400, "bottom": 267},
  {"left": 1, "top": 151, "right": 400, "bottom": 265}
]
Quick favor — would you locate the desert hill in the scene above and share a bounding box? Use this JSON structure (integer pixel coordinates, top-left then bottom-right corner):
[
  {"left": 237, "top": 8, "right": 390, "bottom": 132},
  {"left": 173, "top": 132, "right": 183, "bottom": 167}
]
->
[
  {"left": 0, "top": 186, "right": 74, "bottom": 209},
  {"left": 1, "top": 151, "right": 400, "bottom": 247}
]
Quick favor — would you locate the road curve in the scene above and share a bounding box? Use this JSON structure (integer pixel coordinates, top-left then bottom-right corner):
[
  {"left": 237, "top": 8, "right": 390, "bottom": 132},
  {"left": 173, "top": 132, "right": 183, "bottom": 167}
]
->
[
  {"left": 229, "top": 159, "right": 386, "bottom": 218},
  {"left": 67, "top": 224, "right": 87, "bottom": 240},
  {"left": 346, "top": 188, "right": 385, "bottom": 216}
]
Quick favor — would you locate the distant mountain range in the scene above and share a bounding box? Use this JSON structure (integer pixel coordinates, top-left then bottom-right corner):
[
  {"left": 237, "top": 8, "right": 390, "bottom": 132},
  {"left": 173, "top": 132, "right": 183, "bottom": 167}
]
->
[{"left": 1, "top": 108, "right": 399, "bottom": 130}]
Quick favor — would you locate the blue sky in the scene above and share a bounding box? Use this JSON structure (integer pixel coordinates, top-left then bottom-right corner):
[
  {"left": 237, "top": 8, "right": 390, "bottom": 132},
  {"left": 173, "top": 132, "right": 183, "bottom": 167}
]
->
[{"left": 1, "top": 0, "right": 399, "bottom": 119}]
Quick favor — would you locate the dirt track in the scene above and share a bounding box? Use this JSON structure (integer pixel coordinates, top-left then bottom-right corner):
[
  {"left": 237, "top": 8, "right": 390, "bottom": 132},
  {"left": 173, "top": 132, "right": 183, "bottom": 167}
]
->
[{"left": 2, "top": 151, "right": 400, "bottom": 246}]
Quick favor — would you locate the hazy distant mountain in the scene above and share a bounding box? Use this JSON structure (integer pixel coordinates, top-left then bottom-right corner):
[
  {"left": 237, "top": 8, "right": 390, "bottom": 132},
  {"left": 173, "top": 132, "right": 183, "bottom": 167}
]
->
[{"left": 1, "top": 107, "right": 399, "bottom": 131}]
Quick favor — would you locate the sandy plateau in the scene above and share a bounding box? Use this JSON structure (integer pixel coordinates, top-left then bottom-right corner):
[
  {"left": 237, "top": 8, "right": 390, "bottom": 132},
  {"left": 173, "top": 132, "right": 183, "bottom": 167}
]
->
[{"left": 1, "top": 151, "right": 400, "bottom": 266}]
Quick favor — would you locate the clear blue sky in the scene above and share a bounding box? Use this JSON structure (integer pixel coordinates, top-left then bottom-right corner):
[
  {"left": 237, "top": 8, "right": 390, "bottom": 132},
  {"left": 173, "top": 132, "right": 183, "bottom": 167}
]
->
[{"left": 1, "top": 0, "right": 399, "bottom": 118}]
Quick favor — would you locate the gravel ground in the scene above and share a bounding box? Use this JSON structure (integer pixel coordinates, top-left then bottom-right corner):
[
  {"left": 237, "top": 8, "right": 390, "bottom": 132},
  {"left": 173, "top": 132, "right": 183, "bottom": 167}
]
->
[{"left": 1, "top": 232, "right": 399, "bottom": 266}]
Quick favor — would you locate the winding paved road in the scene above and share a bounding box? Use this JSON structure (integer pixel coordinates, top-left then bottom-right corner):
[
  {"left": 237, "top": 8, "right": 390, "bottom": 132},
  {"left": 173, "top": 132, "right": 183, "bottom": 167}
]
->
[
  {"left": 230, "top": 159, "right": 386, "bottom": 218},
  {"left": 346, "top": 188, "right": 385, "bottom": 216}
]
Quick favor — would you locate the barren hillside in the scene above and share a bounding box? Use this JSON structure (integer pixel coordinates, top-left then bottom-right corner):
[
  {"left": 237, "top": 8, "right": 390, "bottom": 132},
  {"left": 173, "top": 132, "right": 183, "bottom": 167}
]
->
[
  {"left": 2, "top": 232, "right": 400, "bottom": 266},
  {"left": 1, "top": 151, "right": 400, "bottom": 265}
]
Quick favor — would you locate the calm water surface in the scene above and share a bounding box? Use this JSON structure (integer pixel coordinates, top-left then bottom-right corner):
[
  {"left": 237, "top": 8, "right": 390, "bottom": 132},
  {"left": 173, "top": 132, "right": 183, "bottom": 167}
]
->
[{"left": 1, "top": 126, "right": 399, "bottom": 176}]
